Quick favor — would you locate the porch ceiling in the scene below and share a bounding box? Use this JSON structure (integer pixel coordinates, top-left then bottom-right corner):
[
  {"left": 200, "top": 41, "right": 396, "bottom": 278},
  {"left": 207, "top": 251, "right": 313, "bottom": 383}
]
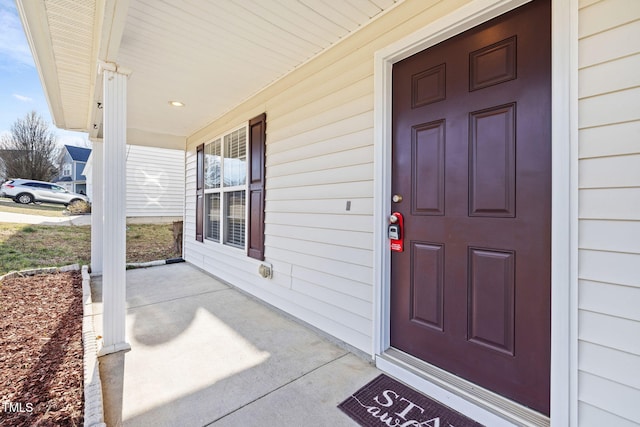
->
[{"left": 18, "top": 0, "right": 400, "bottom": 149}]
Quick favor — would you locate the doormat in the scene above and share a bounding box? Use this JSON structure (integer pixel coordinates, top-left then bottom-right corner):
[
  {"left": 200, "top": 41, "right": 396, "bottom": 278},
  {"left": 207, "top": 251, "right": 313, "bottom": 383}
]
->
[{"left": 339, "top": 374, "right": 484, "bottom": 427}]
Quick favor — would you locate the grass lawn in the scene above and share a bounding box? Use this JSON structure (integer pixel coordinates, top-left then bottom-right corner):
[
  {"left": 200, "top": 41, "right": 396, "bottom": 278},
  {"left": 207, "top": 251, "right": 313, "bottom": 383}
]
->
[
  {"left": 0, "top": 223, "right": 181, "bottom": 275},
  {"left": 0, "top": 224, "right": 91, "bottom": 274}
]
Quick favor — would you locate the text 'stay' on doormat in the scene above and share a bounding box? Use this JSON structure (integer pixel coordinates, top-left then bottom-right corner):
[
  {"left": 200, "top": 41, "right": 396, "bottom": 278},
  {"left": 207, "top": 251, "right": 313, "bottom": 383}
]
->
[{"left": 339, "top": 374, "right": 485, "bottom": 427}]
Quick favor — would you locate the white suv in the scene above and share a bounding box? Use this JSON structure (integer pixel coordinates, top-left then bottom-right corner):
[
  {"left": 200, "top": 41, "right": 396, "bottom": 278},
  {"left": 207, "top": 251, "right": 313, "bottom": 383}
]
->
[{"left": 0, "top": 179, "right": 89, "bottom": 206}]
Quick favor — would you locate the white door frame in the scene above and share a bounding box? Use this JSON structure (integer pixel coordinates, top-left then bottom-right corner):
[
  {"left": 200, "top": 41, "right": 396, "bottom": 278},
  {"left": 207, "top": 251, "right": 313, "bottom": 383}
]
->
[{"left": 372, "top": 0, "right": 578, "bottom": 425}]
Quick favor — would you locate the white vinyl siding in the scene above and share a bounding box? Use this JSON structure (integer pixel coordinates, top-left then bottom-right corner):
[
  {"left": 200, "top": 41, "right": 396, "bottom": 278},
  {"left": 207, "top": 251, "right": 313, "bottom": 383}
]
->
[
  {"left": 182, "top": 1, "right": 640, "bottom": 423},
  {"left": 185, "top": 6, "right": 640, "bottom": 424},
  {"left": 183, "top": 0, "right": 473, "bottom": 353},
  {"left": 125, "top": 145, "right": 185, "bottom": 219},
  {"left": 578, "top": 0, "right": 640, "bottom": 425}
]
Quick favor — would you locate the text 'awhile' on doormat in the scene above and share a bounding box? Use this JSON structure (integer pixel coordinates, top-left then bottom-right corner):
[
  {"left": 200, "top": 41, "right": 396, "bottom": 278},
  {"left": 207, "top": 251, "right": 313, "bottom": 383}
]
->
[{"left": 338, "top": 374, "right": 485, "bottom": 427}]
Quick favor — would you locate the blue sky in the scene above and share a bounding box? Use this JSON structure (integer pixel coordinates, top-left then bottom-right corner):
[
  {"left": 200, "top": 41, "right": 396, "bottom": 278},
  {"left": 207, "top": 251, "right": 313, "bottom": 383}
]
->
[{"left": 0, "top": 0, "right": 89, "bottom": 147}]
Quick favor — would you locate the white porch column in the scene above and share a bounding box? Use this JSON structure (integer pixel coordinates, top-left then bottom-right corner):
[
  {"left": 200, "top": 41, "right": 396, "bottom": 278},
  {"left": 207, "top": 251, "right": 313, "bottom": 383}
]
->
[
  {"left": 99, "top": 63, "right": 131, "bottom": 355},
  {"left": 90, "top": 140, "right": 103, "bottom": 275}
]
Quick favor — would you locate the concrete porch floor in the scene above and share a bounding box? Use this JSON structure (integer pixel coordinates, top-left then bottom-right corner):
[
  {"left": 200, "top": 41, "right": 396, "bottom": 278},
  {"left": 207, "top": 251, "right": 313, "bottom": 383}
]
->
[{"left": 90, "top": 263, "right": 380, "bottom": 426}]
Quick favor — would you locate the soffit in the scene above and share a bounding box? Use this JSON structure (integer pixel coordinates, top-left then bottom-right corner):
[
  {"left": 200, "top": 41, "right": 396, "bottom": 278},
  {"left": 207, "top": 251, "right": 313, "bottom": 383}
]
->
[
  {"left": 22, "top": 0, "right": 401, "bottom": 143},
  {"left": 22, "top": 0, "right": 97, "bottom": 131},
  {"left": 117, "top": 0, "right": 399, "bottom": 139}
]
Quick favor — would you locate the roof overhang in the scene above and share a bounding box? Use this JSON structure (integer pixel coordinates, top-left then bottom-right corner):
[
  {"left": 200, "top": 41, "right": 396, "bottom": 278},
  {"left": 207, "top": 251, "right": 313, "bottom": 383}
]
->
[{"left": 17, "top": 0, "right": 402, "bottom": 150}]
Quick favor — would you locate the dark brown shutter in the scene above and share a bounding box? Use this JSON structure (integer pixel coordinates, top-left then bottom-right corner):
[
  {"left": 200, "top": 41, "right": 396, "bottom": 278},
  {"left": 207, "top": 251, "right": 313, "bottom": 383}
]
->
[
  {"left": 247, "top": 113, "right": 266, "bottom": 260},
  {"left": 196, "top": 143, "right": 204, "bottom": 242}
]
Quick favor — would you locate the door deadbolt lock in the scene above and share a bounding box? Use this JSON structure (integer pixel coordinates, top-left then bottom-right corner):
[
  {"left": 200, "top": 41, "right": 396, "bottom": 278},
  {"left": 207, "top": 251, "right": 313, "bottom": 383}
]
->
[{"left": 392, "top": 194, "right": 403, "bottom": 203}]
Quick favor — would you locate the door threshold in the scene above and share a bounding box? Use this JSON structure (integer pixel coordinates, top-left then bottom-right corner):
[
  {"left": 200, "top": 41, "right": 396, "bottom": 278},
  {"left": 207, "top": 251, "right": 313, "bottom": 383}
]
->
[{"left": 377, "top": 348, "right": 550, "bottom": 427}]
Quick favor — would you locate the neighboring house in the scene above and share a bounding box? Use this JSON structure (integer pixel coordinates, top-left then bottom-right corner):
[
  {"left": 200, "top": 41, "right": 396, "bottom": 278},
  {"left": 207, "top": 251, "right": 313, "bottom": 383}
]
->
[
  {"left": 83, "top": 145, "right": 185, "bottom": 222},
  {"left": 55, "top": 145, "right": 90, "bottom": 195},
  {"left": 18, "top": 0, "right": 640, "bottom": 426}
]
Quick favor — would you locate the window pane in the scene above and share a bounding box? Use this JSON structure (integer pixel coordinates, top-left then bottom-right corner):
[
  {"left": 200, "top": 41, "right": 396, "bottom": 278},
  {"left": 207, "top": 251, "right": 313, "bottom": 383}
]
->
[
  {"left": 223, "top": 128, "right": 246, "bottom": 187},
  {"left": 205, "top": 193, "right": 220, "bottom": 242},
  {"left": 225, "top": 191, "right": 245, "bottom": 248},
  {"left": 205, "top": 139, "right": 221, "bottom": 189}
]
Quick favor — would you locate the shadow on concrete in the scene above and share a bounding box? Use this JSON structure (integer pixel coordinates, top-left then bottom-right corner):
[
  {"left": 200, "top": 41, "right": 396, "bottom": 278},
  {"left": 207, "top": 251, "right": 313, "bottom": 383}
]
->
[{"left": 91, "top": 263, "right": 379, "bottom": 426}]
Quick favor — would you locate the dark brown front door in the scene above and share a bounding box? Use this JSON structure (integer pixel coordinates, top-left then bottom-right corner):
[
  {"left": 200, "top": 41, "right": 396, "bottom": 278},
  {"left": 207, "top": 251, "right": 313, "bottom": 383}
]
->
[{"left": 390, "top": 0, "right": 551, "bottom": 415}]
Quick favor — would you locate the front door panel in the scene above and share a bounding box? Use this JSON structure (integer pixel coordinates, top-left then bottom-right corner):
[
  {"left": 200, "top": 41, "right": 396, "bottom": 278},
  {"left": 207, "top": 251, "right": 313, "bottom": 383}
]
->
[{"left": 390, "top": 0, "right": 551, "bottom": 415}]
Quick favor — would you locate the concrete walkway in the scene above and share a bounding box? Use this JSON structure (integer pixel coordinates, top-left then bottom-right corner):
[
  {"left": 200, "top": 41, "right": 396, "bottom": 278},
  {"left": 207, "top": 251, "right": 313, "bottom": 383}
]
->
[
  {"left": 90, "top": 263, "right": 380, "bottom": 426},
  {"left": 0, "top": 211, "right": 91, "bottom": 226}
]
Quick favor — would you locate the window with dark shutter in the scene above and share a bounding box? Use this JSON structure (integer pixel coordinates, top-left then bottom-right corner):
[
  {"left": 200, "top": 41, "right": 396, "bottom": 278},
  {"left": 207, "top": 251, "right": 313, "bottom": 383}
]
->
[
  {"left": 247, "top": 113, "right": 266, "bottom": 260},
  {"left": 196, "top": 114, "right": 265, "bottom": 258},
  {"left": 196, "top": 143, "right": 204, "bottom": 242}
]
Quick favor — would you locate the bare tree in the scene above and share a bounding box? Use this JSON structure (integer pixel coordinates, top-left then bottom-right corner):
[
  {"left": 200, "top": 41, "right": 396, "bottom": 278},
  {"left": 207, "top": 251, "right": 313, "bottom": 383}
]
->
[{"left": 0, "top": 111, "right": 59, "bottom": 181}]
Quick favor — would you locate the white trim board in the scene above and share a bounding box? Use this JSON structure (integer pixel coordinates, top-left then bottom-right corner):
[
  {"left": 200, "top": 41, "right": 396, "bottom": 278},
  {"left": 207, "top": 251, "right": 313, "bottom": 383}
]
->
[{"left": 372, "top": 0, "right": 578, "bottom": 425}]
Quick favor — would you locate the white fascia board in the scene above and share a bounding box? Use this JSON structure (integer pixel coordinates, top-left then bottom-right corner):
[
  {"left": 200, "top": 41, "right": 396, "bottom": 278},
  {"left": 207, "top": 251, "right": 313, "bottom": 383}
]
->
[
  {"left": 88, "top": 0, "right": 131, "bottom": 138},
  {"left": 99, "top": 0, "right": 130, "bottom": 62},
  {"left": 87, "top": 0, "right": 105, "bottom": 136},
  {"left": 126, "top": 128, "right": 187, "bottom": 151}
]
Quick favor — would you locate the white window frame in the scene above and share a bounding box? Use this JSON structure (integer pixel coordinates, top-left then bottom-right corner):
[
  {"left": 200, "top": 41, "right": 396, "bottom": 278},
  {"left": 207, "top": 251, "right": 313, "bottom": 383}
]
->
[
  {"left": 203, "top": 123, "right": 249, "bottom": 251},
  {"left": 62, "top": 163, "right": 72, "bottom": 177}
]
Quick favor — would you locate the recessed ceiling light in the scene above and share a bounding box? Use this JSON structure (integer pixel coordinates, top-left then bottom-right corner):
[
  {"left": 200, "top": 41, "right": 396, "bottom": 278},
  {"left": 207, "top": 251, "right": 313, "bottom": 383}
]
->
[{"left": 169, "top": 101, "right": 185, "bottom": 107}]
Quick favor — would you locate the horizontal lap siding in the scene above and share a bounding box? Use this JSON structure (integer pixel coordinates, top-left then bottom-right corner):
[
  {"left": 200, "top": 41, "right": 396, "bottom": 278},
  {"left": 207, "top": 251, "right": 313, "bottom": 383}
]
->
[
  {"left": 263, "top": 78, "right": 376, "bottom": 351},
  {"left": 182, "top": 0, "right": 471, "bottom": 354},
  {"left": 125, "top": 145, "right": 185, "bottom": 218},
  {"left": 578, "top": 1, "right": 640, "bottom": 425},
  {"left": 182, "top": 32, "right": 377, "bottom": 353}
]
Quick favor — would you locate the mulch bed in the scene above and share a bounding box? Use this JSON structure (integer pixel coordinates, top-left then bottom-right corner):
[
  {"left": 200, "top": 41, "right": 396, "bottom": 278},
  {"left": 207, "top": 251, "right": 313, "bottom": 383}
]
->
[{"left": 0, "top": 271, "right": 84, "bottom": 426}]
